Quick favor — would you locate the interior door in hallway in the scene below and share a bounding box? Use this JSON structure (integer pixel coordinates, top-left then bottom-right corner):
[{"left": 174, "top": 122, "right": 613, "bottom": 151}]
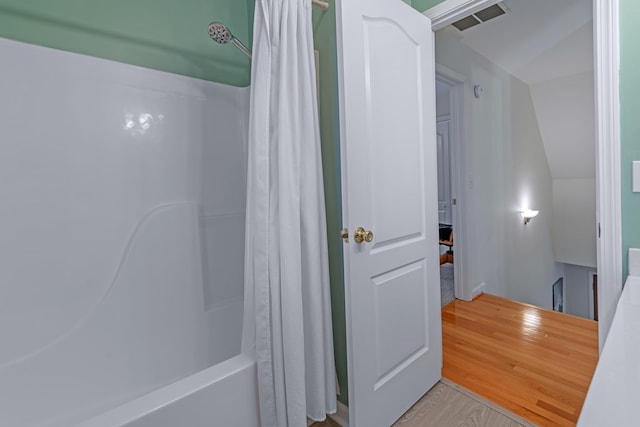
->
[
  {"left": 437, "top": 120, "right": 452, "bottom": 225},
  {"left": 336, "top": 0, "right": 442, "bottom": 426}
]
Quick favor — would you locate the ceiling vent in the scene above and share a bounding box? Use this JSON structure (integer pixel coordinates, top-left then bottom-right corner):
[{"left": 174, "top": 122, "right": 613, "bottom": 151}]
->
[{"left": 451, "top": 2, "right": 508, "bottom": 31}]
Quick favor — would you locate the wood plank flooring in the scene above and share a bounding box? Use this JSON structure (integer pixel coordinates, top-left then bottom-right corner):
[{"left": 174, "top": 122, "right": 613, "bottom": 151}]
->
[
  {"left": 442, "top": 294, "right": 599, "bottom": 426},
  {"left": 311, "top": 417, "right": 341, "bottom": 427}
]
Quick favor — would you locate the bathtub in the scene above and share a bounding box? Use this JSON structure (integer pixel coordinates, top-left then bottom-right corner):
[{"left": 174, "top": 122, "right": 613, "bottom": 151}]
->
[
  {"left": 77, "top": 354, "right": 260, "bottom": 427},
  {"left": 0, "top": 203, "right": 258, "bottom": 427},
  {"left": 0, "top": 37, "right": 255, "bottom": 427}
]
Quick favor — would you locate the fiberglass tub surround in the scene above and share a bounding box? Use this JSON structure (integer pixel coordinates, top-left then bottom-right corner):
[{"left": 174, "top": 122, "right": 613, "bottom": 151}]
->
[{"left": 0, "top": 37, "right": 251, "bottom": 426}]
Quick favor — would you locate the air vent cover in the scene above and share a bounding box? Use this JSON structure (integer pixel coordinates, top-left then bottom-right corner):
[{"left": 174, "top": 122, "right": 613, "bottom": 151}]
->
[
  {"left": 474, "top": 4, "right": 506, "bottom": 21},
  {"left": 451, "top": 15, "right": 481, "bottom": 31},
  {"left": 451, "top": 2, "right": 507, "bottom": 31}
]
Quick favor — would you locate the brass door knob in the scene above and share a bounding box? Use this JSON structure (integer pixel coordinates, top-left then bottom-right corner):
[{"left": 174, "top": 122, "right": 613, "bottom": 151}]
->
[
  {"left": 354, "top": 226, "right": 374, "bottom": 244},
  {"left": 339, "top": 228, "right": 349, "bottom": 243}
]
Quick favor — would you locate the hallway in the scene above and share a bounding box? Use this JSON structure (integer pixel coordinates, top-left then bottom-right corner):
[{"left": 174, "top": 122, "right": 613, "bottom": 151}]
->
[{"left": 442, "top": 294, "right": 599, "bottom": 426}]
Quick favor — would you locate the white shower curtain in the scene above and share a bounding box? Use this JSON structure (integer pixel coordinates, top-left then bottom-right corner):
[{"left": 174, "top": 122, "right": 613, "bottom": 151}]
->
[{"left": 242, "top": 0, "right": 337, "bottom": 425}]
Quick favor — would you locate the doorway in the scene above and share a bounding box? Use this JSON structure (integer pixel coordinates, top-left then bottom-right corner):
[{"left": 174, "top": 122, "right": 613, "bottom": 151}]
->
[
  {"left": 436, "top": 80, "right": 454, "bottom": 306},
  {"left": 435, "top": 68, "right": 471, "bottom": 303},
  {"left": 432, "top": 0, "right": 602, "bottom": 322}
]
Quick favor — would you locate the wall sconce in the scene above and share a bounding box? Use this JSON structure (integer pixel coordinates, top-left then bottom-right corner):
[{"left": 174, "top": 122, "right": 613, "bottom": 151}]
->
[
  {"left": 520, "top": 209, "right": 539, "bottom": 225},
  {"left": 474, "top": 84, "right": 484, "bottom": 99}
]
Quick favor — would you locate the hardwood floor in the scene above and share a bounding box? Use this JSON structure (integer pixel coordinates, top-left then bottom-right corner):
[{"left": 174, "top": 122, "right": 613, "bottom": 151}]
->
[
  {"left": 442, "top": 294, "right": 599, "bottom": 426},
  {"left": 311, "top": 417, "right": 341, "bottom": 427}
]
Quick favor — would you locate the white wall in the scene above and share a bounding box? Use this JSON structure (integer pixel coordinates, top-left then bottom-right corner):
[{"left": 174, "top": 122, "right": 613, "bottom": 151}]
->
[
  {"left": 504, "top": 76, "right": 562, "bottom": 308},
  {"left": 529, "top": 72, "right": 596, "bottom": 269},
  {"left": 564, "top": 263, "right": 596, "bottom": 319},
  {"left": 435, "top": 29, "right": 559, "bottom": 307},
  {"left": 436, "top": 81, "right": 451, "bottom": 118},
  {"left": 553, "top": 179, "right": 597, "bottom": 267},
  {"left": 0, "top": 38, "right": 248, "bottom": 426},
  {"left": 436, "top": 29, "right": 507, "bottom": 297}
]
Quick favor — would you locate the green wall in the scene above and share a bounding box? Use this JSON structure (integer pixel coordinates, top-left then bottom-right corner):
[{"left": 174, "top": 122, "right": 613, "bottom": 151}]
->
[
  {"left": 312, "top": 0, "right": 349, "bottom": 407},
  {"left": 620, "top": 0, "right": 640, "bottom": 278},
  {"left": 0, "top": 0, "right": 252, "bottom": 86},
  {"left": 412, "top": 0, "right": 447, "bottom": 11}
]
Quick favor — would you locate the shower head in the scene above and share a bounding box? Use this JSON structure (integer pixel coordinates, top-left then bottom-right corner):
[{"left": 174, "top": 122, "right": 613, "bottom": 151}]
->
[
  {"left": 208, "top": 22, "right": 233, "bottom": 44},
  {"left": 207, "top": 22, "right": 252, "bottom": 59}
]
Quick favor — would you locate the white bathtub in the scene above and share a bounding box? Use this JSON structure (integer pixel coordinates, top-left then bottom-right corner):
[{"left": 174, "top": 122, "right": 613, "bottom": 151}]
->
[
  {"left": 0, "top": 203, "right": 257, "bottom": 427},
  {"left": 0, "top": 37, "right": 255, "bottom": 427},
  {"left": 77, "top": 354, "right": 260, "bottom": 427}
]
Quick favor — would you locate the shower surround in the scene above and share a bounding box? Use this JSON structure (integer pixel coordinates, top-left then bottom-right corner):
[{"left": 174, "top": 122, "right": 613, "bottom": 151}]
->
[{"left": 0, "top": 37, "right": 258, "bottom": 426}]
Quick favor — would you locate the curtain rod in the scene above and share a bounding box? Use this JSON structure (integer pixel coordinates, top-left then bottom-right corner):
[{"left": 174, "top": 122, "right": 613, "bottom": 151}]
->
[{"left": 312, "top": 0, "right": 329, "bottom": 11}]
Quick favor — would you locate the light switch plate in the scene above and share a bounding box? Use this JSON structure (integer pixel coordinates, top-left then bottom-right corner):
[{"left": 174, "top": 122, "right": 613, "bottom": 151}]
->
[{"left": 633, "top": 161, "right": 640, "bottom": 192}]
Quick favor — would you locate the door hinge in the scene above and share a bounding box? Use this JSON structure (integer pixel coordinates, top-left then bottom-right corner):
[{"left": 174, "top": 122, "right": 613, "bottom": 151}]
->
[
  {"left": 598, "top": 223, "right": 601, "bottom": 238},
  {"left": 452, "top": 198, "right": 457, "bottom": 206}
]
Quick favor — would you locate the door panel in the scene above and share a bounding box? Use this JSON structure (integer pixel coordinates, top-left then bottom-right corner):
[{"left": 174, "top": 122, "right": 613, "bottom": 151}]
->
[
  {"left": 366, "top": 19, "right": 425, "bottom": 248},
  {"left": 372, "top": 260, "right": 428, "bottom": 384},
  {"left": 336, "top": 0, "right": 441, "bottom": 426}
]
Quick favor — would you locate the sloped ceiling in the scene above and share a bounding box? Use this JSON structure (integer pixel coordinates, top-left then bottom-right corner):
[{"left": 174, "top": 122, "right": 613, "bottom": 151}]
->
[
  {"left": 516, "top": 22, "right": 593, "bottom": 85},
  {"left": 530, "top": 71, "right": 595, "bottom": 179},
  {"left": 457, "top": 0, "right": 592, "bottom": 84},
  {"left": 450, "top": 0, "right": 594, "bottom": 180}
]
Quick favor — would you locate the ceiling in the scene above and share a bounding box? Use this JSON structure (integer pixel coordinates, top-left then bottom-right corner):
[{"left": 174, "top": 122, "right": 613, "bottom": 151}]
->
[
  {"left": 454, "top": 0, "right": 593, "bottom": 85},
  {"left": 439, "top": 0, "right": 596, "bottom": 181}
]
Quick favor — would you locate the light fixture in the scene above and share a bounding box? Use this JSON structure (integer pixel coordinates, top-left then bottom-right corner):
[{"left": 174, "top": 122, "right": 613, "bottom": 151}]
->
[
  {"left": 520, "top": 209, "right": 539, "bottom": 225},
  {"left": 474, "top": 84, "right": 483, "bottom": 98}
]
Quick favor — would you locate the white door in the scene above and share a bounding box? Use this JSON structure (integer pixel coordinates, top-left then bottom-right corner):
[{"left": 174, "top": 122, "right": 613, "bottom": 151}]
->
[
  {"left": 335, "top": 0, "right": 442, "bottom": 426},
  {"left": 437, "top": 120, "right": 452, "bottom": 225}
]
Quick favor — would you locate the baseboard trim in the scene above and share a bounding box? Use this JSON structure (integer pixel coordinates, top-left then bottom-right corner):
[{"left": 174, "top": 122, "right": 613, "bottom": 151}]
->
[{"left": 472, "top": 282, "right": 486, "bottom": 298}]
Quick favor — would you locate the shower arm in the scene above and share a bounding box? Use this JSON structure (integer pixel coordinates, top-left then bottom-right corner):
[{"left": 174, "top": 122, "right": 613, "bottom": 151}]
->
[{"left": 231, "top": 38, "right": 252, "bottom": 59}]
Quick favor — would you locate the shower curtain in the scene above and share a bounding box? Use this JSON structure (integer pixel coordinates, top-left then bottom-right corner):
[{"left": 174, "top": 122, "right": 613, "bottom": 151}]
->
[{"left": 242, "top": 0, "right": 337, "bottom": 425}]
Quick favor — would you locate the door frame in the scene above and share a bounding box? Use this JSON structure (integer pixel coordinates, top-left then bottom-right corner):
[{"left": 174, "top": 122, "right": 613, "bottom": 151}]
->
[
  {"left": 424, "top": 0, "right": 621, "bottom": 350},
  {"left": 589, "top": 271, "right": 598, "bottom": 321},
  {"left": 436, "top": 116, "right": 452, "bottom": 226},
  {"left": 435, "top": 66, "right": 472, "bottom": 301}
]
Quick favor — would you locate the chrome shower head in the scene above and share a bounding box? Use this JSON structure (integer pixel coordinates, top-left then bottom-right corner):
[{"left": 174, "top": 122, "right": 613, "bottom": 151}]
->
[
  {"left": 207, "top": 22, "right": 252, "bottom": 59},
  {"left": 208, "top": 22, "right": 233, "bottom": 44}
]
